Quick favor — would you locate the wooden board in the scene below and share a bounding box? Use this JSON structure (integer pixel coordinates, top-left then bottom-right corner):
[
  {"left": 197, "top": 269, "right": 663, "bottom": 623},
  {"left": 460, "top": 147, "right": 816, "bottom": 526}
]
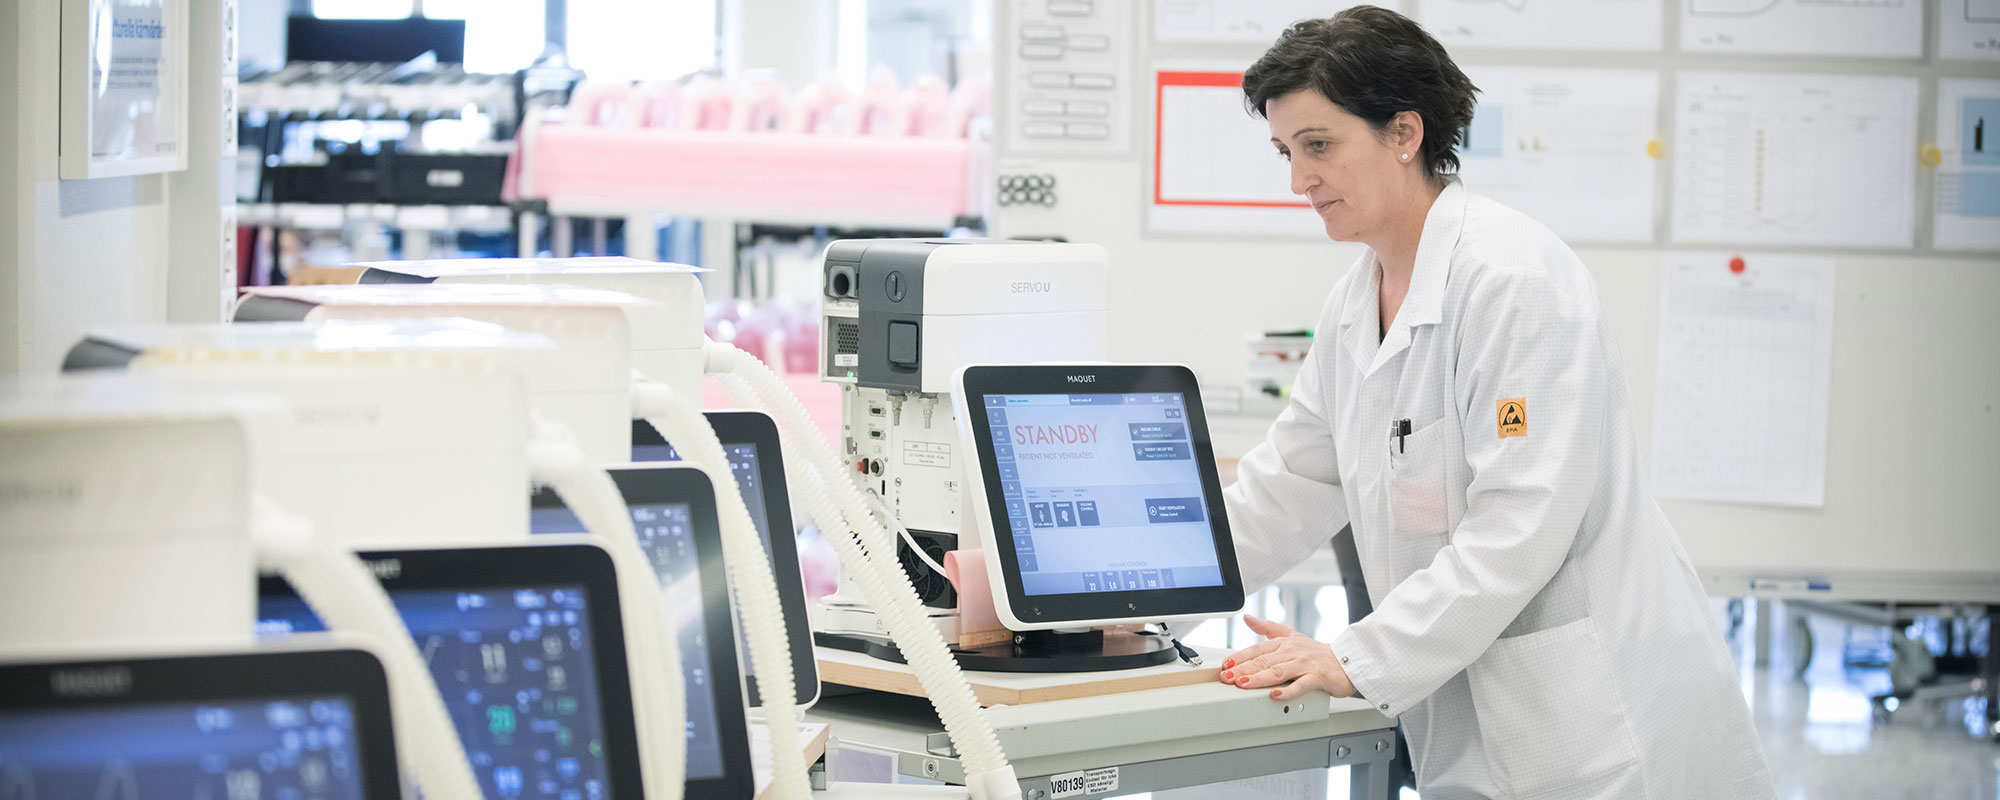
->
[
  {"left": 752, "top": 721, "right": 831, "bottom": 800},
  {"left": 815, "top": 645, "right": 1223, "bottom": 706}
]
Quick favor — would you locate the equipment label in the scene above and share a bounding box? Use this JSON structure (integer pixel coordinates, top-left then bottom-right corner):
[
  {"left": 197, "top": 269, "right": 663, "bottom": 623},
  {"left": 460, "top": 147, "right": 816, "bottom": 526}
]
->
[
  {"left": 1498, "top": 398, "right": 1527, "bottom": 439},
  {"left": 901, "top": 441, "right": 951, "bottom": 468},
  {"left": 1049, "top": 766, "right": 1119, "bottom": 798}
]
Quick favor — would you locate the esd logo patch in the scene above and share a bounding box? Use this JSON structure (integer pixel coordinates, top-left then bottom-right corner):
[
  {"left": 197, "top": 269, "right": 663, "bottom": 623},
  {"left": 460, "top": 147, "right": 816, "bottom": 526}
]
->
[{"left": 1497, "top": 398, "right": 1526, "bottom": 439}]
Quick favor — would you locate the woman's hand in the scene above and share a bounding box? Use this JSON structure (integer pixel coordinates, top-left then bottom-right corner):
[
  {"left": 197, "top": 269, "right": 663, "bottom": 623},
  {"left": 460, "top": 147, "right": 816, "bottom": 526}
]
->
[{"left": 1219, "top": 614, "right": 1357, "bottom": 702}]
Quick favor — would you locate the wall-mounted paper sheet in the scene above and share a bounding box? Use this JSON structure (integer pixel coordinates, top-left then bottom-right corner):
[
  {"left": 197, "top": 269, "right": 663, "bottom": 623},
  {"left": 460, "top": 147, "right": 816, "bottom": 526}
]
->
[
  {"left": 1671, "top": 72, "right": 1918, "bottom": 249},
  {"left": 1653, "top": 252, "right": 1836, "bottom": 508},
  {"left": 1934, "top": 79, "right": 2000, "bottom": 251},
  {"left": 1455, "top": 66, "right": 1660, "bottom": 243},
  {"left": 1683, "top": 0, "right": 1922, "bottom": 57},
  {"left": 1423, "top": 0, "right": 1663, "bottom": 51}
]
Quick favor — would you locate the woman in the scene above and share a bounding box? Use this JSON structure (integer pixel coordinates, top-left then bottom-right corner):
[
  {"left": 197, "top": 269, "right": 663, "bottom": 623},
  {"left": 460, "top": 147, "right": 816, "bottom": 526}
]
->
[{"left": 1217, "top": 8, "right": 1774, "bottom": 799}]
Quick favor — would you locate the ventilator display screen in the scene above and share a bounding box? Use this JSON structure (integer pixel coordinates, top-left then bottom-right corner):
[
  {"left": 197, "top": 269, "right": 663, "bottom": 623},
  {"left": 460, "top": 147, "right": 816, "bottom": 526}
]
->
[
  {"left": 258, "top": 583, "right": 617, "bottom": 799},
  {"left": 527, "top": 465, "right": 757, "bottom": 796},
  {"left": 628, "top": 412, "right": 820, "bottom": 711},
  {"left": 983, "top": 392, "right": 1226, "bottom": 597},
  {"left": 0, "top": 697, "right": 368, "bottom": 798},
  {"left": 530, "top": 502, "right": 726, "bottom": 780}
]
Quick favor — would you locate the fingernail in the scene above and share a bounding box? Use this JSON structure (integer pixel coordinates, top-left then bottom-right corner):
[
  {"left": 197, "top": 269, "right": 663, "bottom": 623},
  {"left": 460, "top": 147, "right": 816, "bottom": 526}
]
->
[
  {"left": 1221, "top": 670, "right": 1232, "bottom": 679},
  {"left": 1236, "top": 677, "right": 1249, "bottom": 685},
  {"left": 1270, "top": 690, "right": 1281, "bottom": 698},
  {"left": 1223, "top": 659, "right": 1233, "bottom": 668}
]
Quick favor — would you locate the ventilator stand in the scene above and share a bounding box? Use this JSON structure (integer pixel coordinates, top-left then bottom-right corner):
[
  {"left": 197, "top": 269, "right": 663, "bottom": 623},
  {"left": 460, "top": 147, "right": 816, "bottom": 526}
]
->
[{"left": 817, "top": 626, "right": 1177, "bottom": 673}]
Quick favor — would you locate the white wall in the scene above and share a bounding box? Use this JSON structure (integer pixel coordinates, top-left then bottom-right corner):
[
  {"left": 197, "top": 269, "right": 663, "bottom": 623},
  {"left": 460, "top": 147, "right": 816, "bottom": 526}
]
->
[
  {"left": 729, "top": 0, "right": 838, "bottom": 85},
  {"left": 2, "top": 0, "right": 177, "bottom": 377}
]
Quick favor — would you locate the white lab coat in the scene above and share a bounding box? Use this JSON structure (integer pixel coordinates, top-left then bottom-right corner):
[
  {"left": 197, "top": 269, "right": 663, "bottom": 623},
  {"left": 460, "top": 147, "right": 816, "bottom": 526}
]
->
[{"left": 1225, "top": 181, "right": 1774, "bottom": 799}]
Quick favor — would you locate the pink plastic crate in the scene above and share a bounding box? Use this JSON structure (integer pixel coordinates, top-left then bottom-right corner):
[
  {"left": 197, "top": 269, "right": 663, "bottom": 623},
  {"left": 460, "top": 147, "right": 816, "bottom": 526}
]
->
[{"left": 519, "top": 124, "right": 974, "bottom": 223}]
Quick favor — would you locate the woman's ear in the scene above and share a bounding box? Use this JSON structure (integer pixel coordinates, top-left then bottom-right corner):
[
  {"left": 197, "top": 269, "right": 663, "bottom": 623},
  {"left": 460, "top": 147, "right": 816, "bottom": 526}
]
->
[{"left": 1394, "top": 111, "right": 1426, "bottom": 160}]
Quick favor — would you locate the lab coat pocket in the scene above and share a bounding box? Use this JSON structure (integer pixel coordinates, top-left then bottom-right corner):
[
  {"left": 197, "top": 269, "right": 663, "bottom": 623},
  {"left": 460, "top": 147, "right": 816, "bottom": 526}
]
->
[
  {"left": 1387, "top": 420, "right": 1449, "bottom": 536},
  {"left": 1467, "top": 618, "right": 1642, "bottom": 799}
]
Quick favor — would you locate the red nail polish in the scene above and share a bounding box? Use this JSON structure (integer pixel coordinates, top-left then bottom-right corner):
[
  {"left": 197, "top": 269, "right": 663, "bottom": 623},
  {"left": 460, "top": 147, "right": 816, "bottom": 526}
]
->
[
  {"left": 1223, "top": 660, "right": 1233, "bottom": 668},
  {"left": 1221, "top": 670, "right": 1232, "bottom": 679},
  {"left": 1270, "top": 690, "right": 1281, "bottom": 698},
  {"left": 1236, "top": 677, "right": 1248, "bottom": 685}
]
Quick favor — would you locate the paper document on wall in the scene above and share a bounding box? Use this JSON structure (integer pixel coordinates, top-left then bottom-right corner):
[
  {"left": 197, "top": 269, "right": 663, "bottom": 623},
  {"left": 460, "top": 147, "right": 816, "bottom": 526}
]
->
[
  {"left": 1683, "top": 0, "right": 1921, "bottom": 56},
  {"left": 1148, "top": 69, "right": 1323, "bottom": 236},
  {"left": 1940, "top": 0, "right": 2000, "bottom": 60},
  {"left": 1671, "top": 72, "right": 1918, "bottom": 249},
  {"left": 1455, "top": 67, "right": 1659, "bottom": 243},
  {"left": 1934, "top": 80, "right": 2000, "bottom": 251},
  {"left": 1153, "top": 0, "right": 1393, "bottom": 42},
  {"left": 1423, "top": 0, "right": 1663, "bottom": 50},
  {"left": 1653, "top": 252, "right": 1835, "bottom": 508}
]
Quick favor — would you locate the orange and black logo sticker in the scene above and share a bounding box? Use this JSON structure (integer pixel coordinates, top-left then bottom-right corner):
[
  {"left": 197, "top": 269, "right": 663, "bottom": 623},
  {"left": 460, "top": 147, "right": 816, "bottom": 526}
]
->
[{"left": 1497, "top": 398, "right": 1527, "bottom": 439}]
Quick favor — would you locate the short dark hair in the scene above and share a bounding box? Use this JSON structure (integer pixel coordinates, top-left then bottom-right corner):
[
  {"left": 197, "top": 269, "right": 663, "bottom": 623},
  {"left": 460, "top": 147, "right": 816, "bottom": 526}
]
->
[{"left": 1242, "top": 6, "right": 1479, "bottom": 183}]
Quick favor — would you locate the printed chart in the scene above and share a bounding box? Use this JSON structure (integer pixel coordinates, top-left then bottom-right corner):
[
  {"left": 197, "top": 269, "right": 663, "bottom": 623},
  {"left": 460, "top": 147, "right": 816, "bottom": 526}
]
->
[
  {"left": 1153, "top": 0, "right": 1394, "bottom": 43},
  {"left": 1148, "top": 69, "right": 1323, "bottom": 236},
  {"left": 1671, "top": 72, "right": 1917, "bottom": 248},
  {"left": 1941, "top": 0, "right": 2000, "bottom": 60},
  {"left": 1683, "top": 0, "right": 1922, "bottom": 57},
  {"left": 1423, "top": 0, "right": 1663, "bottom": 51},
  {"left": 1934, "top": 80, "right": 2000, "bottom": 251},
  {"left": 1455, "top": 67, "right": 1659, "bottom": 243},
  {"left": 1653, "top": 252, "right": 1836, "bottom": 508}
]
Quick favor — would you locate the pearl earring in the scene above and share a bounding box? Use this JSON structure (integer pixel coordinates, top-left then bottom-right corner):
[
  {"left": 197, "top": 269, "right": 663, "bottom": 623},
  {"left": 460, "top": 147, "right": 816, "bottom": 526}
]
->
[{"left": 1401, "top": 153, "right": 1410, "bottom": 161}]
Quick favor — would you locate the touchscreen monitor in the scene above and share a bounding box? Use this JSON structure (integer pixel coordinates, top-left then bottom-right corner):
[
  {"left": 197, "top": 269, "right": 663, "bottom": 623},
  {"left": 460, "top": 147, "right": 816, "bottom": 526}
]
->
[
  {"left": 256, "top": 543, "right": 645, "bottom": 799},
  {"left": 0, "top": 648, "right": 403, "bottom": 799},
  {"left": 530, "top": 465, "right": 754, "bottom": 797},
  {"left": 629, "top": 412, "right": 820, "bottom": 709},
  {"left": 957, "top": 364, "right": 1244, "bottom": 629}
]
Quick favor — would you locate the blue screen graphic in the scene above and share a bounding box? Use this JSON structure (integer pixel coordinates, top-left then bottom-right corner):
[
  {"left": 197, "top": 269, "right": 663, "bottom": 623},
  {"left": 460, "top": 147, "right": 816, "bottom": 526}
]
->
[
  {"left": 258, "top": 586, "right": 611, "bottom": 798},
  {"left": 0, "top": 696, "right": 367, "bottom": 799},
  {"left": 529, "top": 502, "right": 726, "bottom": 781},
  {"left": 985, "top": 392, "right": 1225, "bottom": 596},
  {"left": 629, "top": 442, "right": 782, "bottom": 688},
  {"left": 632, "top": 442, "right": 772, "bottom": 556}
]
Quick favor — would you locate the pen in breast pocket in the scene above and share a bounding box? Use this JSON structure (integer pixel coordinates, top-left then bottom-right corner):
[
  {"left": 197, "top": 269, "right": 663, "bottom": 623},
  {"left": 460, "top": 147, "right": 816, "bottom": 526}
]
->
[{"left": 1392, "top": 418, "right": 1411, "bottom": 453}]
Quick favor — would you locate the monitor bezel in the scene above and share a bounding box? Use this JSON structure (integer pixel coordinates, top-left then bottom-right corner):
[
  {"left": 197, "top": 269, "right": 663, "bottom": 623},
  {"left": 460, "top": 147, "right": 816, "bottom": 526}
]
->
[
  {"left": 629, "top": 411, "right": 821, "bottom": 710},
  {"left": 957, "top": 364, "right": 1246, "bottom": 630},
  {"left": 0, "top": 648, "right": 405, "bottom": 799},
  {"left": 530, "top": 465, "right": 755, "bottom": 798},
  {"left": 256, "top": 543, "right": 647, "bottom": 799}
]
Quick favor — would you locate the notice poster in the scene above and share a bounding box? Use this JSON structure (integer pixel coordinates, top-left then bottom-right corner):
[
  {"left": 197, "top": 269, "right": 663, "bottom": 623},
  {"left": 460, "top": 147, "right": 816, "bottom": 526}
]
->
[{"left": 62, "top": 0, "right": 188, "bottom": 178}]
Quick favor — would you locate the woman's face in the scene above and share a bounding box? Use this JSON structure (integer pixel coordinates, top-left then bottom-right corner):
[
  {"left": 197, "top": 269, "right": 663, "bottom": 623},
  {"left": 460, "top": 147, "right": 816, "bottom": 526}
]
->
[{"left": 1266, "top": 89, "right": 1412, "bottom": 243}]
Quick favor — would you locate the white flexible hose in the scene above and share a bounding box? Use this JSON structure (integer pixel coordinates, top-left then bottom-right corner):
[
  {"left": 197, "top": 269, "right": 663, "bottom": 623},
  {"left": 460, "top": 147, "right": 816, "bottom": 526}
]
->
[
  {"left": 249, "top": 495, "right": 483, "bottom": 800},
  {"left": 526, "top": 422, "right": 686, "bottom": 800},
  {"left": 711, "top": 347, "right": 1018, "bottom": 800},
  {"left": 631, "top": 378, "right": 812, "bottom": 800}
]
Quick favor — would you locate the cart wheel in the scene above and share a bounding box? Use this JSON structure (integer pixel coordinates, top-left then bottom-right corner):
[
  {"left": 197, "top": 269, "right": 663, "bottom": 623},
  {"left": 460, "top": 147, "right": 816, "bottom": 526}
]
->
[{"left": 1788, "top": 615, "right": 1814, "bottom": 679}]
